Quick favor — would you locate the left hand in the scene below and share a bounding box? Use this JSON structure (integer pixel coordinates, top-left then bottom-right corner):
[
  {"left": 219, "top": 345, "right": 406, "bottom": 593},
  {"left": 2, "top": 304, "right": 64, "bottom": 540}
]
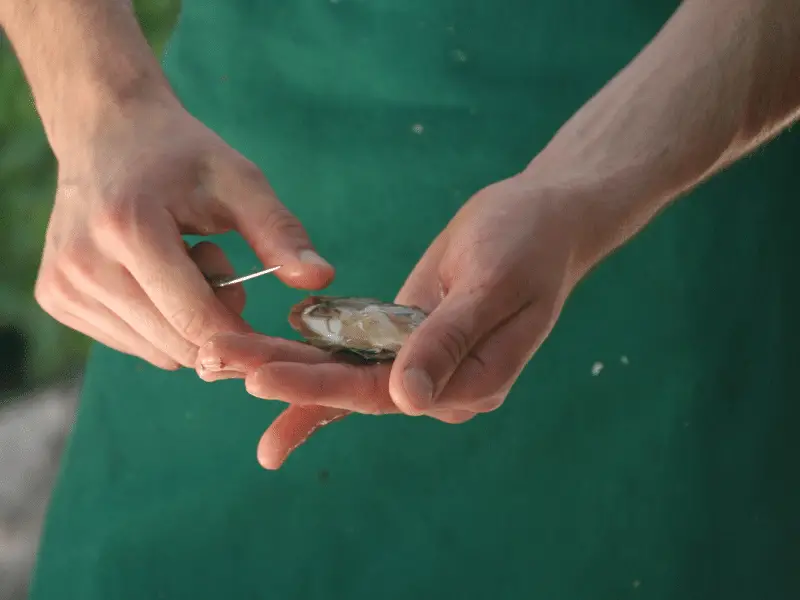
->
[{"left": 197, "top": 175, "right": 588, "bottom": 468}]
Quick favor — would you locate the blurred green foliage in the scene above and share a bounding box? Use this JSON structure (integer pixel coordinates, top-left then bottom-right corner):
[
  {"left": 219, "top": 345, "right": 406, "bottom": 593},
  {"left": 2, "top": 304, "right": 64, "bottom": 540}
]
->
[{"left": 0, "top": 0, "right": 181, "bottom": 393}]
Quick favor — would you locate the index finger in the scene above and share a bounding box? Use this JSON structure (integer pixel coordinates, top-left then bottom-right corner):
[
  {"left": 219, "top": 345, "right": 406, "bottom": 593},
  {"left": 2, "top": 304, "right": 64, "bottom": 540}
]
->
[
  {"left": 246, "top": 361, "right": 397, "bottom": 415},
  {"left": 121, "top": 212, "right": 251, "bottom": 346}
]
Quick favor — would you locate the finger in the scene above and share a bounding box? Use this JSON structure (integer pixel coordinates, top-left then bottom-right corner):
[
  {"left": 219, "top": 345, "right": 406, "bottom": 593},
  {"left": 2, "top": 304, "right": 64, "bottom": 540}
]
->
[
  {"left": 195, "top": 368, "right": 247, "bottom": 383},
  {"left": 245, "top": 361, "right": 397, "bottom": 415},
  {"left": 54, "top": 301, "right": 179, "bottom": 370},
  {"left": 110, "top": 210, "right": 252, "bottom": 350},
  {"left": 195, "top": 332, "right": 334, "bottom": 381},
  {"left": 388, "top": 284, "right": 506, "bottom": 415},
  {"left": 218, "top": 162, "right": 335, "bottom": 290},
  {"left": 244, "top": 357, "right": 474, "bottom": 422},
  {"left": 257, "top": 405, "right": 349, "bottom": 470},
  {"left": 184, "top": 240, "right": 245, "bottom": 367},
  {"left": 394, "top": 234, "right": 449, "bottom": 311},
  {"left": 434, "top": 301, "right": 554, "bottom": 409},
  {"left": 37, "top": 269, "right": 180, "bottom": 369},
  {"left": 63, "top": 312, "right": 179, "bottom": 370},
  {"left": 427, "top": 409, "right": 476, "bottom": 424},
  {"left": 188, "top": 241, "right": 246, "bottom": 315},
  {"left": 57, "top": 311, "right": 134, "bottom": 355},
  {"left": 63, "top": 254, "right": 212, "bottom": 367}
]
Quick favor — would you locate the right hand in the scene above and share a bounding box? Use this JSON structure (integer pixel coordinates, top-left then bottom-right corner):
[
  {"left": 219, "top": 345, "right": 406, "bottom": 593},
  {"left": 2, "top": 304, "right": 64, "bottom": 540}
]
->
[{"left": 35, "top": 96, "right": 334, "bottom": 370}]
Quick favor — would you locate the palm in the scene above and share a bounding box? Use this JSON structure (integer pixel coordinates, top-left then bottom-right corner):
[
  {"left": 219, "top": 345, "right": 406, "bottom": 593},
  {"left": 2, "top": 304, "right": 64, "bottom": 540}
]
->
[{"left": 198, "top": 176, "right": 579, "bottom": 469}]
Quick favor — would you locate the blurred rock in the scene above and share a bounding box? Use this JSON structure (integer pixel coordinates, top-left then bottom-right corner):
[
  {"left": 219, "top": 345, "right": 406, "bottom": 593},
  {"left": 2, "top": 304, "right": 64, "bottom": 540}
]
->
[{"left": 0, "top": 379, "right": 79, "bottom": 600}]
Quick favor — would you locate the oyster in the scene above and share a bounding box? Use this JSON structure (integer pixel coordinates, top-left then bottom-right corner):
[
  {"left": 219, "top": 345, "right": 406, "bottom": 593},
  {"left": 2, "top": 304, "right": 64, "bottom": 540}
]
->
[{"left": 288, "top": 296, "right": 428, "bottom": 361}]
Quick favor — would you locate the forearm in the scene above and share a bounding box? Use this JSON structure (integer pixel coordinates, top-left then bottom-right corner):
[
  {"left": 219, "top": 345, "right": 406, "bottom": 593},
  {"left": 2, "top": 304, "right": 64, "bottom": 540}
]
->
[
  {"left": 0, "top": 0, "right": 178, "bottom": 159},
  {"left": 524, "top": 0, "right": 800, "bottom": 272}
]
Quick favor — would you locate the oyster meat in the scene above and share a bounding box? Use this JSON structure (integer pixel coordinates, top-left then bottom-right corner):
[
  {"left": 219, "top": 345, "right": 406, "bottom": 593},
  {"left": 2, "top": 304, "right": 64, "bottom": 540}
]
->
[{"left": 288, "top": 296, "right": 428, "bottom": 361}]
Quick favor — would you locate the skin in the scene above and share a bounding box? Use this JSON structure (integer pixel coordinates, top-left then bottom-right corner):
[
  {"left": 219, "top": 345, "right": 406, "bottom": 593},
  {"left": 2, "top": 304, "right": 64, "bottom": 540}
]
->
[
  {"left": 2, "top": 0, "right": 335, "bottom": 369},
  {"left": 200, "top": 0, "right": 800, "bottom": 469},
  {"left": 2, "top": 0, "right": 799, "bottom": 468}
]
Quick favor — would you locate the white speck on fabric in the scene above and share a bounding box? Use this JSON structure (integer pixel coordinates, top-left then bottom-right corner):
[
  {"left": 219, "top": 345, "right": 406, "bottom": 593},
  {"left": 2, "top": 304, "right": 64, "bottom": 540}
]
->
[{"left": 591, "top": 362, "right": 604, "bottom": 376}]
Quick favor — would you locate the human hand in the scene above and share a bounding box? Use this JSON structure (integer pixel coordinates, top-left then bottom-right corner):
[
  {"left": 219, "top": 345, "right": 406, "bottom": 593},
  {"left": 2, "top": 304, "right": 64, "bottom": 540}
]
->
[
  {"left": 197, "top": 174, "right": 595, "bottom": 468},
  {"left": 35, "top": 99, "right": 334, "bottom": 370}
]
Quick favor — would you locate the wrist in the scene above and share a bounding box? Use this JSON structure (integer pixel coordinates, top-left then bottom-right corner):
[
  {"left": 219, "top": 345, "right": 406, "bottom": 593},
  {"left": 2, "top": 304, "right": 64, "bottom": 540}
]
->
[
  {"left": 515, "top": 158, "right": 668, "bottom": 279},
  {"left": 40, "top": 66, "right": 180, "bottom": 163},
  {"left": 2, "top": 0, "right": 181, "bottom": 162}
]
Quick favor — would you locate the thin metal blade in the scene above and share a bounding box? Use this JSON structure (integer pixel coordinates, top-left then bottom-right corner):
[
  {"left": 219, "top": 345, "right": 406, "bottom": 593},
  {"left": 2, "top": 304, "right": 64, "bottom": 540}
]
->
[{"left": 208, "top": 265, "right": 282, "bottom": 288}]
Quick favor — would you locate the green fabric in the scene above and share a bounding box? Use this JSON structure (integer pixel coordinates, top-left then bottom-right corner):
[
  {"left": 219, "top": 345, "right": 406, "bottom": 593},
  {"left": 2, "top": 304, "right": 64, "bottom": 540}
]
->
[{"left": 30, "top": 2, "right": 800, "bottom": 599}]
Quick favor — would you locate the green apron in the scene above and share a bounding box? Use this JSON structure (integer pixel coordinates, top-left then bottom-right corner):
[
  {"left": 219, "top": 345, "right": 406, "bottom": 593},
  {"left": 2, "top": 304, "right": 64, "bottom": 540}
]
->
[{"left": 30, "top": 1, "right": 800, "bottom": 598}]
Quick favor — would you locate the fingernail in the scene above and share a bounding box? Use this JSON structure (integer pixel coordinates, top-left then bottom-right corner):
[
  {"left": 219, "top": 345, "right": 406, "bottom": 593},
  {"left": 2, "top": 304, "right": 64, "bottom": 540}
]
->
[
  {"left": 198, "top": 369, "right": 245, "bottom": 382},
  {"left": 299, "top": 249, "right": 332, "bottom": 269},
  {"left": 402, "top": 368, "right": 435, "bottom": 409},
  {"left": 199, "top": 357, "right": 226, "bottom": 372}
]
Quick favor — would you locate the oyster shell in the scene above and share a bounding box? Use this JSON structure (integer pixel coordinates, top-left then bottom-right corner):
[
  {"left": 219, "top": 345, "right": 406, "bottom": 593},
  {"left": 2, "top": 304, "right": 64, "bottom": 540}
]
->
[{"left": 288, "top": 296, "right": 428, "bottom": 361}]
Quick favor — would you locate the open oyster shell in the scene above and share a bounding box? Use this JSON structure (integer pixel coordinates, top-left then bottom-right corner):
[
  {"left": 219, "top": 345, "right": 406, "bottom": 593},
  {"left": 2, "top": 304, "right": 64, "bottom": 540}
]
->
[{"left": 288, "top": 296, "right": 428, "bottom": 361}]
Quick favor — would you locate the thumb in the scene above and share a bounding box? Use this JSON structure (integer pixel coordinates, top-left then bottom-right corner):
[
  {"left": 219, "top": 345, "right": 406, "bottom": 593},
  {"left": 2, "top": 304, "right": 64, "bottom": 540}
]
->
[
  {"left": 389, "top": 284, "right": 499, "bottom": 415},
  {"left": 227, "top": 169, "right": 334, "bottom": 290}
]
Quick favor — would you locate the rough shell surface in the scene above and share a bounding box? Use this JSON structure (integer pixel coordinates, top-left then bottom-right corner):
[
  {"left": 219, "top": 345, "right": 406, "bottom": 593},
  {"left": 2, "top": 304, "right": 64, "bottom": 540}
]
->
[{"left": 288, "top": 296, "right": 429, "bottom": 361}]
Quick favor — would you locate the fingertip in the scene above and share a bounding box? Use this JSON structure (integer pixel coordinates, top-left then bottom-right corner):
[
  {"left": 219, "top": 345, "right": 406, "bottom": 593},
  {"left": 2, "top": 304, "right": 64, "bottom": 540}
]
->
[
  {"left": 196, "top": 332, "right": 239, "bottom": 368},
  {"left": 278, "top": 266, "right": 335, "bottom": 291},
  {"left": 278, "top": 250, "right": 335, "bottom": 290},
  {"left": 298, "top": 249, "right": 332, "bottom": 270},
  {"left": 197, "top": 366, "right": 245, "bottom": 382},
  {"left": 257, "top": 446, "right": 284, "bottom": 470},
  {"left": 430, "top": 409, "right": 475, "bottom": 424},
  {"left": 257, "top": 422, "right": 286, "bottom": 470},
  {"left": 257, "top": 405, "right": 349, "bottom": 470},
  {"left": 156, "top": 360, "right": 183, "bottom": 372},
  {"left": 389, "top": 366, "right": 434, "bottom": 416}
]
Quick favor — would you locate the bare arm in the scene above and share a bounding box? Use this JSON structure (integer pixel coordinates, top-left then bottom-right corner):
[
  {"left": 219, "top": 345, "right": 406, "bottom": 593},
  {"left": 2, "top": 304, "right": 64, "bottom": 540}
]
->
[
  {"left": 0, "top": 0, "right": 178, "bottom": 161},
  {"left": 2, "top": 0, "right": 333, "bottom": 372},
  {"left": 525, "top": 0, "right": 800, "bottom": 271}
]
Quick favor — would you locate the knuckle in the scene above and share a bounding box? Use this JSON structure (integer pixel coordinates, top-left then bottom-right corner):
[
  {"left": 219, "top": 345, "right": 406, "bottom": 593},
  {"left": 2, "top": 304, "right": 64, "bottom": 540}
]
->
[
  {"left": 34, "top": 270, "right": 77, "bottom": 313},
  {"left": 437, "top": 324, "right": 472, "bottom": 367},
  {"left": 246, "top": 366, "right": 280, "bottom": 399},
  {"left": 90, "top": 200, "right": 134, "bottom": 242},
  {"left": 158, "top": 359, "right": 182, "bottom": 371},
  {"left": 236, "top": 159, "right": 270, "bottom": 187},
  {"left": 175, "top": 347, "right": 200, "bottom": 369},
  {"left": 463, "top": 351, "right": 489, "bottom": 375},
  {"left": 33, "top": 273, "right": 57, "bottom": 312},
  {"left": 359, "top": 398, "right": 391, "bottom": 416},
  {"left": 169, "top": 306, "right": 209, "bottom": 342},
  {"left": 198, "top": 334, "right": 243, "bottom": 361},
  {"left": 59, "top": 241, "right": 97, "bottom": 281},
  {"left": 157, "top": 335, "right": 199, "bottom": 369},
  {"left": 198, "top": 335, "right": 225, "bottom": 358},
  {"left": 145, "top": 351, "right": 183, "bottom": 371},
  {"left": 259, "top": 205, "right": 306, "bottom": 240},
  {"left": 472, "top": 394, "right": 505, "bottom": 413},
  {"left": 450, "top": 353, "right": 506, "bottom": 402},
  {"left": 527, "top": 300, "right": 556, "bottom": 331}
]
